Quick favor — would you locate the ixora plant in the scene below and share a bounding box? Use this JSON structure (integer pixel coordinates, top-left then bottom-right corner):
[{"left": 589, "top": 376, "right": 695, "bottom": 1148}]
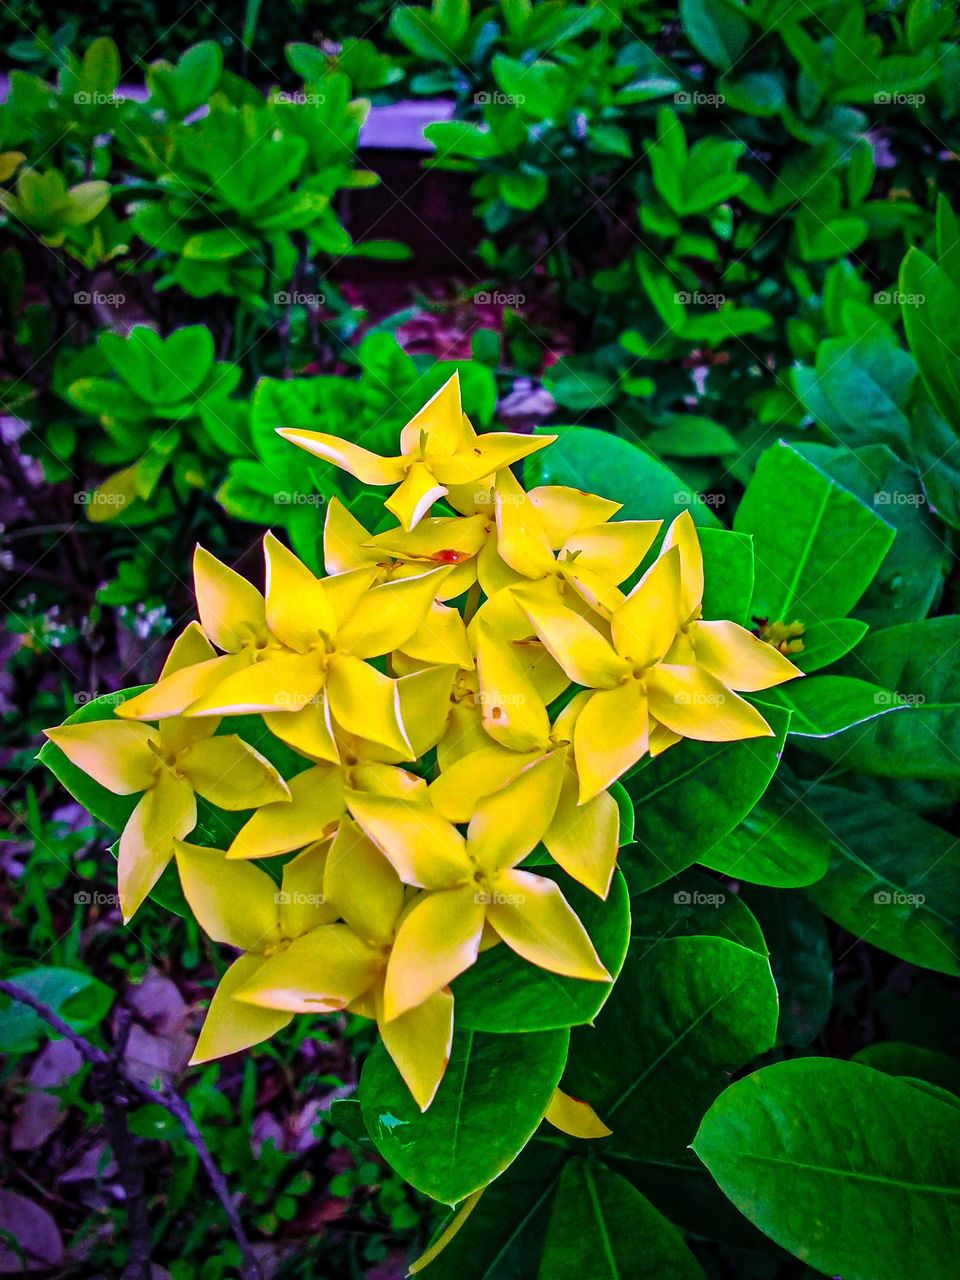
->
[{"left": 38, "top": 376, "right": 960, "bottom": 1278}]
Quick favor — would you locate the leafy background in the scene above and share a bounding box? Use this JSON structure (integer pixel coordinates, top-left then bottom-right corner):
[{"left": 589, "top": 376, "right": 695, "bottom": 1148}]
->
[{"left": 1, "top": 1, "right": 959, "bottom": 1277}]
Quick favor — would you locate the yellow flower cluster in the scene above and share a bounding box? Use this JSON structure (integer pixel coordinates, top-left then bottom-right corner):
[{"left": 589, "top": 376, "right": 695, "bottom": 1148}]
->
[{"left": 45, "top": 375, "right": 800, "bottom": 1109}]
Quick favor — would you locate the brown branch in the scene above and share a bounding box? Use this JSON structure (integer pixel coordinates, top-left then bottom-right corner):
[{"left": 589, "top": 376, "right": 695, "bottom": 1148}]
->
[{"left": 0, "top": 980, "right": 263, "bottom": 1280}]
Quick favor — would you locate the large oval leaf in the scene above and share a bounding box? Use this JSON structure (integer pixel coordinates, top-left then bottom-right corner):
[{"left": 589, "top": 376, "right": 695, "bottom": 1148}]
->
[
  {"left": 701, "top": 775, "right": 830, "bottom": 888},
  {"left": 692, "top": 1059, "right": 960, "bottom": 1280},
  {"left": 358, "top": 1027, "right": 569, "bottom": 1204}
]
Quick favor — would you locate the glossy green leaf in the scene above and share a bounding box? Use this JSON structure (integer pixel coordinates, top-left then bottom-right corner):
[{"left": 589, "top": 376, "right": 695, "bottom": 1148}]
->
[
  {"left": 853, "top": 1043, "right": 960, "bottom": 1095},
  {"left": 701, "top": 776, "right": 830, "bottom": 888},
  {"left": 630, "top": 869, "right": 767, "bottom": 956},
  {"left": 538, "top": 1159, "right": 705, "bottom": 1279},
  {"left": 741, "top": 887, "right": 832, "bottom": 1047},
  {"left": 734, "top": 441, "right": 894, "bottom": 622},
  {"left": 359, "top": 1027, "right": 569, "bottom": 1204},
  {"left": 804, "top": 784, "right": 960, "bottom": 976},
  {"left": 0, "top": 967, "right": 114, "bottom": 1052},
  {"left": 526, "top": 427, "right": 722, "bottom": 528},
  {"left": 693, "top": 1059, "right": 960, "bottom": 1280}
]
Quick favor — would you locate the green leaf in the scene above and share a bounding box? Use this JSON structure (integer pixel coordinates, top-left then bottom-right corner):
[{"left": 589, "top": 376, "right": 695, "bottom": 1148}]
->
[
  {"left": 741, "top": 887, "right": 832, "bottom": 1047},
  {"left": 630, "top": 869, "right": 767, "bottom": 956},
  {"left": 453, "top": 868, "right": 631, "bottom": 1033},
  {"left": 358, "top": 1027, "right": 569, "bottom": 1203},
  {"left": 764, "top": 674, "right": 905, "bottom": 737},
  {"left": 680, "top": 0, "right": 750, "bottom": 70},
  {"left": 692, "top": 1059, "right": 960, "bottom": 1280},
  {"left": 538, "top": 1158, "right": 705, "bottom": 1279},
  {"left": 790, "top": 616, "right": 868, "bottom": 673},
  {"left": 901, "top": 247, "right": 960, "bottom": 431},
  {"left": 701, "top": 776, "right": 830, "bottom": 888},
  {"left": 699, "top": 528, "right": 754, "bottom": 624},
  {"left": 853, "top": 1043, "right": 960, "bottom": 1096},
  {"left": 526, "top": 427, "right": 722, "bottom": 529},
  {"left": 811, "top": 618, "right": 960, "bottom": 779},
  {"left": 734, "top": 441, "right": 895, "bottom": 622},
  {"left": 623, "top": 703, "right": 789, "bottom": 892},
  {"left": 563, "top": 936, "right": 779, "bottom": 1167},
  {"left": 0, "top": 967, "right": 114, "bottom": 1052},
  {"left": 804, "top": 784, "right": 960, "bottom": 976}
]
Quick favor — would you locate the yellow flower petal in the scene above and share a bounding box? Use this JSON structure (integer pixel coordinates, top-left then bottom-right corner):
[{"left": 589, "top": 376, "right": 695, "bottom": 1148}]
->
[
  {"left": 399, "top": 372, "right": 466, "bottom": 457},
  {"left": 277, "top": 429, "right": 407, "bottom": 486},
  {"left": 385, "top": 461, "right": 448, "bottom": 531},
  {"left": 546, "top": 759, "right": 619, "bottom": 897},
  {"left": 436, "top": 693, "right": 490, "bottom": 771},
  {"left": 156, "top": 705, "right": 219, "bottom": 756},
  {"left": 323, "top": 566, "right": 382, "bottom": 630},
  {"left": 180, "top": 735, "right": 290, "bottom": 810},
  {"left": 383, "top": 886, "right": 485, "bottom": 1020},
  {"left": 263, "top": 693, "right": 340, "bottom": 764},
  {"left": 408, "top": 1190, "right": 484, "bottom": 1274},
  {"left": 323, "top": 497, "right": 381, "bottom": 575},
  {"left": 485, "top": 869, "right": 609, "bottom": 981},
  {"left": 562, "top": 521, "right": 661, "bottom": 583},
  {"left": 326, "top": 655, "right": 410, "bottom": 756},
  {"left": 379, "top": 986, "right": 454, "bottom": 1111},
  {"left": 190, "top": 954, "right": 292, "bottom": 1064},
  {"left": 544, "top": 1088, "right": 612, "bottom": 1139},
  {"left": 160, "top": 622, "right": 216, "bottom": 678},
  {"left": 494, "top": 470, "right": 556, "bottom": 579},
  {"left": 468, "top": 751, "right": 566, "bottom": 874},
  {"left": 611, "top": 546, "right": 682, "bottom": 668},
  {"left": 662, "top": 510, "right": 703, "bottom": 621},
  {"left": 516, "top": 588, "right": 628, "bottom": 689},
  {"left": 194, "top": 545, "right": 268, "bottom": 652},
  {"left": 431, "top": 432, "right": 556, "bottom": 486},
  {"left": 365, "top": 513, "right": 487, "bottom": 563},
  {"left": 397, "top": 665, "right": 458, "bottom": 757},
  {"left": 186, "top": 651, "right": 325, "bottom": 717},
  {"left": 647, "top": 664, "right": 774, "bottom": 741},
  {"left": 476, "top": 527, "right": 527, "bottom": 597},
  {"left": 279, "top": 841, "right": 338, "bottom": 936},
  {"left": 234, "top": 924, "right": 380, "bottom": 1013},
  {"left": 350, "top": 761, "right": 426, "bottom": 799},
  {"left": 118, "top": 775, "right": 196, "bottom": 922},
  {"left": 429, "top": 745, "right": 540, "bottom": 823},
  {"left": 336, "top": 567, "right": 451, "bottom": 659},
  {"left": 263, "top": 532, "right": 335, "bottom": 651},
  {"left": 228, "top": 765, "right": 345, "bottom": 860},
  {"left": 174, "top": 840, "right": 281, "bottom": 949},
  {"left": 573, "top": 682, "right": 649, "bottom": 803},
  {"left": 526, "top": 486, "right": 621, "bottom": 547},
  {"left": 401, "top": 601, "right": 473, "bottom": 669},
  {"left": 346, "top": 791, "right": 471, "bottom": 888},
  {"left": 649, "top": 722, "right": 682, "bottom": 757},
  {"left": 116, "top": 653, "right": 250, "bottom": 721},
  {"left": 324, "top": 818, "right": 404, "bottom": 947},
  {"left": 43, "top": 721, "right": 156, "bottom": 795},
  {"left": 476, "top": 621, "right": 550, "bottom": 752},
  {"left": 691, "top": 620, "right": 803, "bottom": 691}
]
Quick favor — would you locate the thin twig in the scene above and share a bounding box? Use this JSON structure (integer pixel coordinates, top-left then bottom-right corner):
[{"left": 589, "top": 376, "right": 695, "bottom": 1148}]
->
[{"left": 0, "top": 980, "right": 263, "bottom": 1280}]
